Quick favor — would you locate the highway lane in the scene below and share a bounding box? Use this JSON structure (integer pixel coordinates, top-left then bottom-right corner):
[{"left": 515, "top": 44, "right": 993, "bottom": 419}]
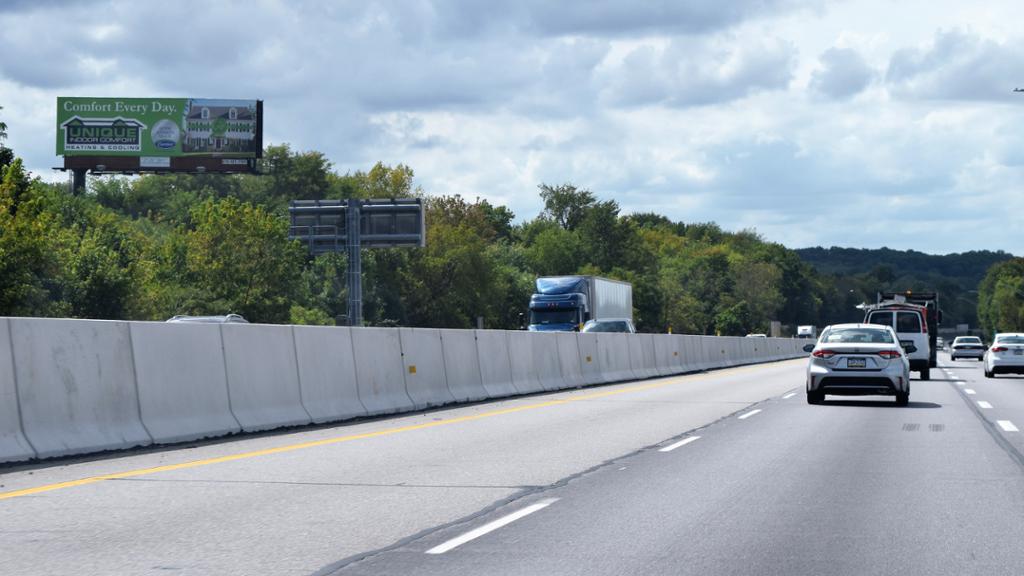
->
[
  {"left": 333, "top": 355, "right": 1024, "bottom": 576},
  {"left": 0, "top": 359, "right": 803, "bottom": 576},
  {"left": 941, "top": 351, "right": 1024, "bottom": 457}
]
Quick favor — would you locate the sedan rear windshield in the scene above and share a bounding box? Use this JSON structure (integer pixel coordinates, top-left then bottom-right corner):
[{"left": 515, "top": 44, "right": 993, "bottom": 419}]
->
[
  {"left": 956, "top": 337, "right": 981, "bottom": 344},
  {"left": 822, "top": 328, "right": 894, "bottom": 344},
  {"left": 995, "top": 335, "right": 1024, "bottom": 344}
]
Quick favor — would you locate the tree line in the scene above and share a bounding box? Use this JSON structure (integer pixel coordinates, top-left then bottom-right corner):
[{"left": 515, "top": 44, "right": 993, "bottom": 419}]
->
[{"left": 2, "top": 116, "right": 1019, "bottom": 334}]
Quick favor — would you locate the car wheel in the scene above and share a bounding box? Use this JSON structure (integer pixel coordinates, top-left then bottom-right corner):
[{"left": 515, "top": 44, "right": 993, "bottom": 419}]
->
[
  {"left": 920, "top": 367, "right": 930, "bottom": 380},
  {"left": 978, "top": 357, "right": 984, "bottom": 362},
  {"left": 985, "top": 368, "right": 994, "bottom": 378},
  {"left": 806, "top": 390, "right": 824, "bottom": 404},
  {"left": 895, "top": 391, "right": 909, "bottom": 406},
  {"left": 951, "top": 355, "right": 956, "bottom": 361}
]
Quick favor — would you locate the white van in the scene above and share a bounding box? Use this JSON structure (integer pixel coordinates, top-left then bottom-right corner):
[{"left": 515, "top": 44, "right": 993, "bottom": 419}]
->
[{"left": 864, "top": 306, "right": 931, "bottom": 380}]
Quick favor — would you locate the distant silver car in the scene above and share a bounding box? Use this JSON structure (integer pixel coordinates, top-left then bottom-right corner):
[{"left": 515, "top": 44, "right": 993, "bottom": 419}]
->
[
  {"left": 804, "top": 323, "right": 914, "bottom": 406},
  {"left": 166, "top": 314, "right": 250, "bottom": 324},
  {"left": 950, "top": 336, "right": 985, "bottom": 361},
  {"left": 580, "top": 318, "right": 636, "bottom": 333},
  {"left": 984, "top": 333, "right": 1024, "bottom": 378}
]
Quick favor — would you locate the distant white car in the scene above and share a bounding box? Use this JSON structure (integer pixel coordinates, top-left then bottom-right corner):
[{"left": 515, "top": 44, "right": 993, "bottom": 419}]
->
[
  {"left": 580, "top": 318, "right": 636, "bottom": 333},
  {"left": 804, "top": 323, "right": 914, "bottom": 406},
  {"left": 950, "top": 336, "right": 985, "bottom": 361},
  {"left": 984, "top": 333, "right": 1024, "bottom": 378},
  {"left": 745, "top": 333, "right": 768, "bottom": 338}
]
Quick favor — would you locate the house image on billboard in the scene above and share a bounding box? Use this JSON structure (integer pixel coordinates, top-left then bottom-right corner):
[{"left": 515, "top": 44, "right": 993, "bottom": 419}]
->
[{"left": 183, "top": 99, "right": 257, "bottom": 154}]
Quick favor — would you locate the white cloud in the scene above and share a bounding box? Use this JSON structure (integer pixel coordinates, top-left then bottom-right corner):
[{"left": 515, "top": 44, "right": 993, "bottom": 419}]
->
[{"left": 1, "top": 0, "right": 1023, "bottom": 255}]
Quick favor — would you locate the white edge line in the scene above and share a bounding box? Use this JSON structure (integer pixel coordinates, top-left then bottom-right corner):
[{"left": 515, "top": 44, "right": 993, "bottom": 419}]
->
[
  {"left": 659, "top": 436, "right": 701, "bottom": 452},
  {"left": 964, "top": 389, "right": 976, "bottom": 395},
  {"left": 425, "top": 498, "right": 559, "bottom": 554},
  {"left": 738, "top": 409, "right": 762, "bottom": 420},
  {"left": 782, "top": 392, "right": 797, "bottom": 399},
  {"left": 977, "top": 401, "right": 993, "bottom": 409},
  {"left": 998, "top": 420, "right": 1019, "bottom": 433}
]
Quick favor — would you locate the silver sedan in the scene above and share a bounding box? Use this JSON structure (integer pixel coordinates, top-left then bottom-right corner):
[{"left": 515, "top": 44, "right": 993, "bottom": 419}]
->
[{"left": 804, "top": 323, "right": 915, "bottom": 406}]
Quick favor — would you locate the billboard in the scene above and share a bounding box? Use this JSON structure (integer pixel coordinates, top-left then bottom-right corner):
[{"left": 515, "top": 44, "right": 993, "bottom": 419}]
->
[{"left": 57, "top": 97, "right": 262, "bottom": 158}]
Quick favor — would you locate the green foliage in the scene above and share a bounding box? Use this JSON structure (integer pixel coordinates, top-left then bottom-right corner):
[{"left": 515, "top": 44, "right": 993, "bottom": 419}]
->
[
  {"left": 978, "top": 258, "right": 1024, "bottom": 334},
  {"left": 8, "top": 144, "right": 985, "bottom": 337},
  {"left": 179, "top": 197, "right": 305, "bottom": 323}
]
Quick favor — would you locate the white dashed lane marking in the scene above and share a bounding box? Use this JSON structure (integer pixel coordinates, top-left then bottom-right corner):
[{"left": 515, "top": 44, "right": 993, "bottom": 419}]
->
[
  {"left": 998, "top": 421, "right": 1019, "bottom": 433},
  {"left": 659, "top": 436, "right": 701, "bottom": 453},
  {"left": 425, "top": 498, "right": 559, "bottom": 554},
  {"left": 977, "top": 401, "right": 993, "bottom": 409},
  {"left": 738, "top": 409, "right": 762, "bottom": 420}
]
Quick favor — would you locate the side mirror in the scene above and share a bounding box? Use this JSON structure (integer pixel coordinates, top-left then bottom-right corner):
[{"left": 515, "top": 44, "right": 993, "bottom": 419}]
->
[{"left": 802, "top": 344, "right": 815, "bottom": 353}]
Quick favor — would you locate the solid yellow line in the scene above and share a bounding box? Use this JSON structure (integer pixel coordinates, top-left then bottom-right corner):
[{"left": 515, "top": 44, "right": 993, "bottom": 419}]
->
[{"left": 0, "top": 360, "right": 794, "bottom": 501}]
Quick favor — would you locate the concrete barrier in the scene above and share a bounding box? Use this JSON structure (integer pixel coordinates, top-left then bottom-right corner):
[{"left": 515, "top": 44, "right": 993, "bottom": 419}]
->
[
  {"left": 600, "top": 333, "right": 635, "bottom": 382},
  {"left": 576, "top": 332, "right": 605, "bottom": 385},
  {"left": 0, "top": 318, "right": 35, "bottom": 462},
  {"left": 476, "top": 330, "right": 519, "bottom": 398},
  {"left": 555, "top": 332, "right": 584, "bottom": 388},
  {"left": 11, "top": 318, "right": 151, "bottom": 459},
  {"left": 637, "top": 334, "right": 659, "bottom": 379},
  {"left": 507, "top": 331, "right": 545, "bottom": 394},
  {"left": 530, "top": 332, "right": 564, "bottom": 391},
  {"left": 677, "top": 335, "right": 697, "bottom": 372},
  {"left": 652, "top": 335, "right": 678, "bottom": 377},
  {"left": 131, "top": 321, "right": 241, "bottom": 443},
  {"left": 293, "top": 325, "right": 367, "bottom": 423},
  {"left": 222, "top": 324, "right": 311, "bottom": 431},
  {"left": 439, "top": 329, "right": 488, "bottom": 402},
  {"left": 351, "top": 327, "right": 414, "bottom": 415},
  {"left": 399, "top": 328, "right": 456, "bottom": 408}
]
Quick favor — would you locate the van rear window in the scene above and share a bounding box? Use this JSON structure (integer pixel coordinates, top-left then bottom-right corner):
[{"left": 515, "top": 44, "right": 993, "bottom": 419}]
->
[
  {"left": 896, "top": 311, "right": 921, "bottom": 333},
  {"left": 867, "top": 311, "right": 892, "bottom": 326}
]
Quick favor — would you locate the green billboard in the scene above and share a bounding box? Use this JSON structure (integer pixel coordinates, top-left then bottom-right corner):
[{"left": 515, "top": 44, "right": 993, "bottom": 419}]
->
[{"left": 57, "top": 97, "right": 262, "bottom": 157}]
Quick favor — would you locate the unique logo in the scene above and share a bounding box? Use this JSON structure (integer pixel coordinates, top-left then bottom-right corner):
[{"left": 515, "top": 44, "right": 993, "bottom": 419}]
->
[
  {"left": 60, "top": 116, "right": 147, "bottom": 152},
  {"left": 150, "top": 119, "right": 181, "bottom": 150}
]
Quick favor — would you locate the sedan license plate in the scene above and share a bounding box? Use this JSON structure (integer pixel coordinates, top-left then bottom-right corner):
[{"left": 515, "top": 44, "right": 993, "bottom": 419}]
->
[
  {"left": 1015, "top": 349, "right": 1023, "bottom": 356},
  {"left": 848, "top": 357, "right": 867, "bottom": 368}
]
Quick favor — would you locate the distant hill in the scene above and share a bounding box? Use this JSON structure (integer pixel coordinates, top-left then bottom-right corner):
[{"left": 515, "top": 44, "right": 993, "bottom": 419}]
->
[{"left": 796, "top": 247, "right": 1015, "bottom": 288}]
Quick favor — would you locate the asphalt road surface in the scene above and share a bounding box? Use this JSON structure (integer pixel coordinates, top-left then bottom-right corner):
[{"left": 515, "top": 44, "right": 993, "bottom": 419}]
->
[{"left": 2, "top": 353, "right": 1023, "bottom": 575}]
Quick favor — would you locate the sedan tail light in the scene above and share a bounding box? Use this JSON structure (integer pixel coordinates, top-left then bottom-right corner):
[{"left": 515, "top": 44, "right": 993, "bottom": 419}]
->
[
  {"left": 877, "top": 350, "right": 901, "bottom": 359},
  {"left": 992, "top": 346, "right": 1008, "bottom": 352},
  {"left": 812, "top": 349, "right": 836, "bottom": 358}
]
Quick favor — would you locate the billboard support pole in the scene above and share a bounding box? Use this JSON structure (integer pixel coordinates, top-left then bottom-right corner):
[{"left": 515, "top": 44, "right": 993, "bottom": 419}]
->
[
  {"left": 71, "top": 168, "right": 87, "bottom": 196},
  {"left": 346, "top": 198, "right": 363, "bottom": 327}
]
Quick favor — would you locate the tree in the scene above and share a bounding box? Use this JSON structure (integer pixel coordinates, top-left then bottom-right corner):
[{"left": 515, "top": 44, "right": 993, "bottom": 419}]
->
[
  {"left": 0, "top": 104, "right": 12, "bottom": 172},
  {"left": 978, "top": 258, "right": 1024, "bottom": 334},
  {"left": 180, "top": 197, "right": 305, "bottom": 323},
  {"left": 538, "top": 183, "right": 596, "bottom": 231}
]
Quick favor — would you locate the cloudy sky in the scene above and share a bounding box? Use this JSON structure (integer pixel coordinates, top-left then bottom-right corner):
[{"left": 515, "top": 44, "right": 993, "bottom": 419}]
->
[{"left": 1, "top": 0, "right": 1022, "bottom": 254}]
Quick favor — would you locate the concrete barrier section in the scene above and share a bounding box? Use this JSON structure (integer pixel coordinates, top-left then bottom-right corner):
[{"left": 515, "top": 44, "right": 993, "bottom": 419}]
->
[
  {"left": 131, "top": 321, "right": 241, "bottom": 443},
  {"left": 555, "top": 332, "right": 584, "bottom": 388},
  {"left": 0, "top": 318, "right": 35, "bottom": 463},
  {"left": 507, "top": 331, "right": 545, "bottom": 394},
  {"left": 439, "top": 329, "right": 488, "bottom": 402},
  {"left": 293, "top": 325, "right": 367, "bottom": 423},
  {"left": 652, "top": 335, "right": 678, "bottom": 376},
  {"left": 399, "top": 328, "right": 456, "bottom": 408},
  {"left": 576, "top": 332, "right": 605, "bottom": 385},
  {"left": 221, "top": 324, "right": 312, "bottom": 431},
  {"left": 351, "top": 327, "right": 414, "bottom": 415},
  {"left": 637, "top": 334, "right": 659, "bottom": 379},
  {"left": 11, "top": 318, "right": 151, "bottom": 459},
  {"left": 530, "top": 332, "right": 564, "bottom": 391},
  {"left": 476, "top": 330, "right": 519, "bottom": 398},
  {"left": 600, "top": 333, "right": 635, "bottom": 382}
]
